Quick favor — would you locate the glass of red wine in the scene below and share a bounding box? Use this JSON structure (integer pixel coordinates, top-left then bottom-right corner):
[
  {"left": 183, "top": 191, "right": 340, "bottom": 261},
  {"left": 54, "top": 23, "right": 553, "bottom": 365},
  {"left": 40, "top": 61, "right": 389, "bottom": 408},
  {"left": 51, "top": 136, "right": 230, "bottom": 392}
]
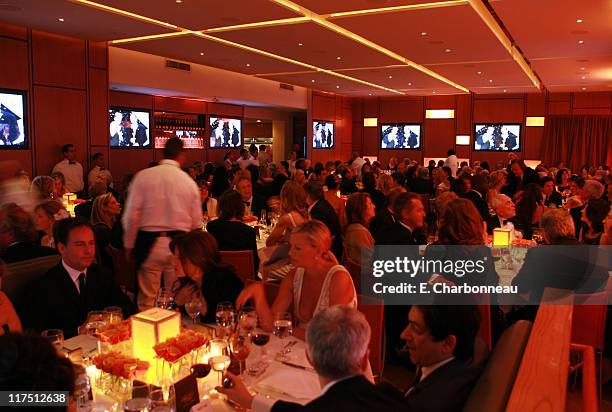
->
[
  {"left": 249, "top": 332, "right": 270, "bottom": 374},
  {"left": 191, "top": 363, "right": 212, "bottom": 400}
]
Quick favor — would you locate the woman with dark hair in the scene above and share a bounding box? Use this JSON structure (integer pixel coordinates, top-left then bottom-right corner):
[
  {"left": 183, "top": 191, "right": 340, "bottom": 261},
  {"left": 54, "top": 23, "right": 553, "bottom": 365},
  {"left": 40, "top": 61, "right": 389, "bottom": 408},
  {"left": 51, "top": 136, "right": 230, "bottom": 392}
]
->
[
  {"left": 206, "top": 190, "right": 259, "bottom": 270},
  {"left": 343, "top": 192, "right": 375, "bottom": 265},
  {"left": 170, "top": 230, "right": 243, "bottom": 323},
  {"left": 579, "top": 198, "right": 611, "bottom": 245},
  {"left": 555, "top": 168, "right": 571, "bottom": 202},
  {"left": 91, "top": 193, "right": 123, "bottom": 271},
  {"left": 360, "top": 172, "right": 386, "bottom": 212},
  {"left": 210, "top": 166, "right": 230, "bottom": 199},
  {"left": 515, "top": 183, "right": 545, "bottom": 240},
  {"left": 323, "top": 174, "right": 347, "bottom": 228},
  {"left": 0, "top": 333, "right": 75, "bottom": 411},
  {"left": 197, "top": 180, "right": 218, "bottom": 219},
  {"left": 426, "top": 198, "right": 498, "bottom": 287}
]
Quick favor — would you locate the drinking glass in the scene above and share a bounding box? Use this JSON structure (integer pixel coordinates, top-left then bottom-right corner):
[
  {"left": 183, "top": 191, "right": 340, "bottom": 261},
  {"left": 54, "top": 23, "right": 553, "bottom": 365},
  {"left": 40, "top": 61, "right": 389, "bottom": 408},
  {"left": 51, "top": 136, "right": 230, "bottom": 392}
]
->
[
  {"left": 148, "top": 388, "right": 175, "bottom": 412},
  {"left": 103, "top": 306, "right": 123, "bottom": 324},
  {"left": 41, "top": 329, "right": 64, "bottom": 352},
  {"left": 210, "top": 355, "right": 231, "bottom": 388},
  {"left": 85, "top": 311, "right": 108, "bottom": 337},
  {"left": 248, "top": 332, "right": 270, "bottom": 374},
  {"left": 259, "top": 210, "right": 267, "bottom": 226},
  {"left": 273, "top": 312, "right": 293, "bottom": 340},
  {"left": 191, "top": 363, "right": 212, "bottom": 399},
  {"left": 237, "top": 306, "right": 257, "bottom": 335},
  {"left": 156, "top": 287, "right": 174, "bottom": 309},
  {"left": 229, "top": 333, "right": 251, "bottom": 375},
  {"left": 215, "top": 302, "right": 235, "bottom": 335},
  {"left": 185, "top": 295, "right": 204, "bottom": 327}
]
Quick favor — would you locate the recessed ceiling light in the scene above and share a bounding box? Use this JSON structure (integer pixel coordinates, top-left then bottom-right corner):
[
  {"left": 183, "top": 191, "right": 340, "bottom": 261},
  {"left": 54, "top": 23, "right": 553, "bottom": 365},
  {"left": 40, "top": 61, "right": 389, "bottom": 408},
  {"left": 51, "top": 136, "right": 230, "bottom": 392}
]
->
[
  {"left": 199, "top": 52, "right": 204, "bottom": 56},
  {"left": 336, "top": 85, "right": 340, "bottom": 89},
  {"left": 176, "top": 0, "right": 182, "bottom": 3},
  {"left": 256, "top": 120, "right": 261, "bottom": 123},
  {"left": 489, "top": 79, "right": 493, "bottom": 83},
  {"left": 388, "top": 75, "right": 393, "bottom": 79},
  {"left": 311, "top": 79, "right": 315, "bottom": 83},
  {"left": 246, "top": 63, "right": 250, "bottom": 67},
  {"left": 581, "top": 75, "right": 586, "bottom": 79},
  {"left": 368, "top": 93, "right": 372, "bottom": 96},
  {"left": 421, "top": 32, "right": 427, "bottom": 36},
  {"left": 578, "top": 40, "right": 584, "bottom": 44},
  {"left": 581, "top": 67, "right": 585, "bottom": 70},
  {"left": 503, "top": 89, "right": 507, "bottom": 92},
  {"left": 58, "top": 18, "right": 64, "bottom": 22},
  {"left": 337, "top": 56, "right": 341, "bottom": 60},
  {"left": 408, "top": 82, "right": 412, "bottom": 86},
  {"left": 477, "top": 71, "right": 482, "bottom": 75},
  {"left": 298, "top": 43, "right": 303, "bottom": 46},
  {"left": 576, "top": 19, "right": 583, "bottom": 23},
  {"left": 582, "top": 87, "right": 586, "bottom": 90},
  {"left": 432, "top": 91, "right": 436, "bottom": 94},
  {"left": 445, "top": 49, "right": 451, "bottom": 52}
]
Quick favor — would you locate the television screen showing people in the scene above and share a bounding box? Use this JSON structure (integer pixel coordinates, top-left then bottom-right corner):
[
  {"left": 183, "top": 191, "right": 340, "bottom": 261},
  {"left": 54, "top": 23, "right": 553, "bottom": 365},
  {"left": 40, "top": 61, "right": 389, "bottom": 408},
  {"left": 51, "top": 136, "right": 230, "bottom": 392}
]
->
[
  {"left": 380, "top": 124, "right": 421, "bottom": 149},
  {"left": 209, "top": 117, "right": 242, "bottom": 148},
  {"left": 313, "top": 121, "right": 334, "bottom": 148},
  {"left": 109, "top": 108, "right": 151, "bottom": 147},
  {"left": 474, "top": 123, "right": 521, "bottom": 151},
  {"left": 0, "top": 91, "right": 26, "bottom": 147}
]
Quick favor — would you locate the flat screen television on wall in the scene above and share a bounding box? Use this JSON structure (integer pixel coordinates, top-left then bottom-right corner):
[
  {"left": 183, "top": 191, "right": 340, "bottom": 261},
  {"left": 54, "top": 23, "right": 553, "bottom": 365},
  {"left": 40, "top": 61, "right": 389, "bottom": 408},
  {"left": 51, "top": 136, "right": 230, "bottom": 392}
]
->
[
  {"left": 209, "top": 117, "right": 242, "bottom": 148},
  {"left": 380, "top": 123, "right": 421, "bottom": 149},
  {"left": 474, "top": 123, "right": 521, "bottom": 151},
  {"left": 312, "top": 121, "right": 334, "bottom": 148},
  {"left": 109, "top": 107, "right": 151, "bottom": 148},
  {"left": 0, "top": 89, "right": 27, "bottom": 148}
]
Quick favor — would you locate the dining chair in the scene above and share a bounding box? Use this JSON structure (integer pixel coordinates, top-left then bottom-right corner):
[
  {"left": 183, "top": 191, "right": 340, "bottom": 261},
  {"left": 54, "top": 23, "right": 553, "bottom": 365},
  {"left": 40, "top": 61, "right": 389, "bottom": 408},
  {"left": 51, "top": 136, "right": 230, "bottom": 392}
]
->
[
  {"left": 357, "top": 294, "right": 385, "bottom": 381},
  {"left": 220, "top": 250, "right": 255, "bottom": 284},
  {"left": 2, "top": 255, "right": 61, "bottom": 310}
]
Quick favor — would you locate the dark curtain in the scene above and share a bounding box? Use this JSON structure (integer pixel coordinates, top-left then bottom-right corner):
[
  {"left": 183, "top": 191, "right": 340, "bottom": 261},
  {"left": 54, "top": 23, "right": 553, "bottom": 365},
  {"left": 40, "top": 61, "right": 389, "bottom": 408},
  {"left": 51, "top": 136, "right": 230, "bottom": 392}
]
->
[{"left": 542, "top": 116, "right": 612, "bottom": 171}]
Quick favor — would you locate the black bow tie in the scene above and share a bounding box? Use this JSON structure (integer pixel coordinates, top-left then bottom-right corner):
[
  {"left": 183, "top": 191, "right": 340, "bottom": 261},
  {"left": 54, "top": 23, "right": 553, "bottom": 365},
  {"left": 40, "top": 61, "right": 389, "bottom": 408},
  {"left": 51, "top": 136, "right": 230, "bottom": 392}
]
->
[
  {"left": 244, "top": 201, "right": 251, "bottom": 206},
  {"left": 69, "top": 161, "right": 76, "bottom": 165}
]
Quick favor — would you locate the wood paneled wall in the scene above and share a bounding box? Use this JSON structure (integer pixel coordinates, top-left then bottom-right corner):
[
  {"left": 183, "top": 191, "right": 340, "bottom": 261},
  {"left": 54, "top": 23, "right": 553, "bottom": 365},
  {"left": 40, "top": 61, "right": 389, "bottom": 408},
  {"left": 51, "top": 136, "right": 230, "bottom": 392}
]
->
[
  {"left": 347, "top": 92, "right": 612, "bottom": 166},
  {"left": 308, "top": 91, "right": 353, "bottom": 164},
  {"left": 0, "top": 23, "right": 108, "bottom": 178}
]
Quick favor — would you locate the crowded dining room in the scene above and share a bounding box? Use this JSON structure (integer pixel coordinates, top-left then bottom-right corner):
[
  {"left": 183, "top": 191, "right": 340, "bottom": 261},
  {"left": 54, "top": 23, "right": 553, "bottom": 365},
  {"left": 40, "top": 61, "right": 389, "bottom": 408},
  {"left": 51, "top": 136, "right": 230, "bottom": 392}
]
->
[{"left": 0, "top": 0, "right": 611, "bottom": 411}]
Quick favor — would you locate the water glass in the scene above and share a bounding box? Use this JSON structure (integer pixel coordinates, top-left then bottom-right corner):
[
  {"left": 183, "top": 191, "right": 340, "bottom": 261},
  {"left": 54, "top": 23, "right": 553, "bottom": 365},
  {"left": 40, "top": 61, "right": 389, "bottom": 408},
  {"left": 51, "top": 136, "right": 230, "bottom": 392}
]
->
[
  {"left": 103, "top": 306, "right": 123, "bottom": 324},
  {"left": 273, "top": 312, "right": 293, "bottom": 340},
  {"left": 215, "top": 302, "right": 235, "bottom": 332},
  {"left": 156, "top": 287, "right": 175, "bottom": 309},
  {"left": 41, "top": 329, "right": 64, "bottom": 352},
  {"left": 185, "top": 295, "right": 204, "bottom": 326}
]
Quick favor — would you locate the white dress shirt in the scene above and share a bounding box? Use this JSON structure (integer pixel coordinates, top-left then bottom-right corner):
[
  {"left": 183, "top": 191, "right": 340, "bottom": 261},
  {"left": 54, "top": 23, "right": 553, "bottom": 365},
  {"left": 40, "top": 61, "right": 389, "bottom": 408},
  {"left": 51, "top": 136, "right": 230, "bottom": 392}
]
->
[
  {"left": 52, "top": 159, "right": 84, "bottom": 193},
  {"left": 62, "top": 259, "right": 87, "bottom": 294},
  {"left": 243, "top": 196, "right": 254, "bottom": 216},
  {"left": 88, "top": 166, "right": 113, "bottom": 188},
  {"left": 121, "top": 159, "right": 202, "bottom": 250},
  {"left": 444, "top": 155, "right": 458, "bottom": 178}
]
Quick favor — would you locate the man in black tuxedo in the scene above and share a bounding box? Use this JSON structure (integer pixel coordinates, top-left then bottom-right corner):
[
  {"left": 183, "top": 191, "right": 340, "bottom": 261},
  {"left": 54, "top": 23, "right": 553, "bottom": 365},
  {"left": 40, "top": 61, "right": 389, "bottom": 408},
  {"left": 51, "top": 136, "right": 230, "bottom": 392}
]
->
[
  {"left": 540, "top": 177, "right": 562, "bottom": 208},
  {"left": 303, "top": 181, "right": 343, "bottom": 260},
  {"left": 21, "top": 218, "right": 135, "bottom": 338},
  {"left": 504, "top": 159, "right": 538, "bottom": 199},
  {"left": 380, "top": 304, "right": 483, "bottom": 412},
  {"left": 376, "top": 192, "right": 427, "bottom": 246},
  {"left": 218, "top": 306, "right": 407, "bottom": 412},
  {"left": 462, "top": 173, "right": 491, "bottom": 223},
  {"left": 488, "top": 194, "right": 518, "bottom": 234},
  {"left": 0, "top": 203, "right": 57, "bottom": 263},
  {"left": 236, "top": 176, "right": 265, "bottom": 219},
  {"left": 370, "top": 187, "right": 405, "bottom": 244}
]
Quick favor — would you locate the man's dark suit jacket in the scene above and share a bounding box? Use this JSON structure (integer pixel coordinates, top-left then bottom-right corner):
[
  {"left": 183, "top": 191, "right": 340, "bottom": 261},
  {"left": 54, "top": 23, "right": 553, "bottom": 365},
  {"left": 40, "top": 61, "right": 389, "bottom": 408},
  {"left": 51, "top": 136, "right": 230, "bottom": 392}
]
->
[
  {"left": 409, "top": 178, "right": 434, "bottom": 196},
  {"left": 21, "top": 262, "right": 136, "bottom": 338},
  {"left": 504, "top": 167, "right": 539, "bottom": 198},
  {"left": 544, "top": 191, "right": 563, "bottom": 208},
  {"left": 511, "top": 237, "right": 608, "bottom": 304},
  {"left": 2, "top": 241, "right": 57, "bottom": 263},
  {"left": 381, "top": 358, "right": 482, "bottom": 412},
  {"left": 486, "top": 215, "right": 519, "bottom": 234},
  {"left": 206, "top": 219, "right": 259, "bottom": 270},
  {"left": 570, "top": 204, "right": 586, "bottom": 238},
  {"left": 462, "top": 190, "right": 491, "bottom": 222},
  {"left": 375, "top": 221, "right": 427, "bottom": 246},
  {"left": 271, "top": 375, "right": 407, "bottom": 412},
  {"left": 309, "top": 199, "right": 343, "bottom": 260}
]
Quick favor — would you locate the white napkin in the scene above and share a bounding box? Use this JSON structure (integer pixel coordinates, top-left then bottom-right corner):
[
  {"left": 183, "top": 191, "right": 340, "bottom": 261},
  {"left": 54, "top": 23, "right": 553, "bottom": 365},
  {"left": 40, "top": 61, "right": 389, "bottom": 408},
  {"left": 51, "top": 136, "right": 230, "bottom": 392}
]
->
[
  {"left": 255, "top": 369, "right": 320, "bottom": 401},
  {"left": 63, "top": 334, "right": 98, "bottom": 354}
]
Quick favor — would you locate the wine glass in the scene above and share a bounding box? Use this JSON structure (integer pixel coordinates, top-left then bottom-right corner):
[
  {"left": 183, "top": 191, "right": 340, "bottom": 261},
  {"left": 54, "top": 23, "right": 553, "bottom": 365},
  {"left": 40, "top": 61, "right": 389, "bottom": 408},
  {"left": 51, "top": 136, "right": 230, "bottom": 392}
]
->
[
  {"left": 259, "top": 210, "right": 267, "bottom": 227},
  {"left": 191, "top": 363, "right": 212, "bottom": 399},
  {"left": 273, "top": 312, "right": 293, "bottom": 340},
  {"left": 41, "top": 329, "right": 64, "bottom": 353},
  {"left": 103, "top": 306, "right": 123, "bottom": 324},
  {"left": 207, "top": 339, "right": 231, "bottom": 391},
  {"left": 249, "top": 332, "right": 270, "bottom": 373},
  {"left": 156, "top": 287, "right": 174, "bottom": 309},
  {"left": 185, "top": 295, "right": 204, "bottom": 327},
  {"left": 229, "top": 333, "right": 251, "bottom": 375},
  {"left": 148, "top": 388, "right": 175, "bottom": 412},
  {"left": 215, "top": 302, "right": 235, "bottom": 336},
  {"left": 237, "top": 306, "right": 257, "bottom": 335}
]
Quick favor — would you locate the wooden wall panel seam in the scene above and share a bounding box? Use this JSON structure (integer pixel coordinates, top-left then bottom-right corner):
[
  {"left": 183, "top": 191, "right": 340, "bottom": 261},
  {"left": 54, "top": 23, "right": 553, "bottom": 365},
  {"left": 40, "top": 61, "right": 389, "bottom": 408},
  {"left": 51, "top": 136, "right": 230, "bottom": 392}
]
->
[
  {"left": 0, "top": 34, "right": 27, "bottom": 43},
  {"left": 32, "top": 83, "right": 86, "bottom": 92}
]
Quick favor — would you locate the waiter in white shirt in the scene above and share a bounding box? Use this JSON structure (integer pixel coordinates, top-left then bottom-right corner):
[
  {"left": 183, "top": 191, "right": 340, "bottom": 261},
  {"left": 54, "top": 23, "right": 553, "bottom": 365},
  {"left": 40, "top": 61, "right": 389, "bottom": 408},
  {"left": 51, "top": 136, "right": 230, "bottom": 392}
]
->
[
  {"left": 444, "top": 149, "right": 458, "bottom": 178},
  {"left": 51, "top": 144, "right": 84, "bottom": 194},
  {"left": 122, "top": 138, "right": 202, "bottom": 310},
  {"left": 88, "top": 152, "right": 113, "bottom": 189}
]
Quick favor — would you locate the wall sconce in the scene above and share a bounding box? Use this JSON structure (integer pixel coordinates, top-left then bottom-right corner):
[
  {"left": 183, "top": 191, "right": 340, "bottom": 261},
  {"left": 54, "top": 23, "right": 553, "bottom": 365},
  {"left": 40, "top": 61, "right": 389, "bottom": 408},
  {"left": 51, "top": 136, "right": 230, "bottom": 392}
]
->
[
  {"left": 526, "top": 116, "right": 545, "bottom": 127},
  {"left": 363, "top": 118, "right": 378, "bottom": 127},
  {"left": 426, "top": 109, "right": 455, "bottom": 119},
  {"left": 456, "top": 135, "right": 470, "bottom": 145},
  {"left": 493, "top": 228, "right": 512, "bottom": 247}
]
